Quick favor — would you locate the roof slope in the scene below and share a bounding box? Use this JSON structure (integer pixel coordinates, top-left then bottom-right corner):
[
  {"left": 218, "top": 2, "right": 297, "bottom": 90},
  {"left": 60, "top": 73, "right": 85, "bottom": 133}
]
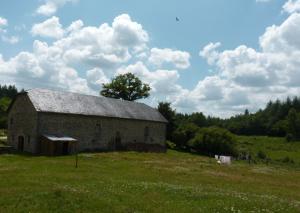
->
[{"left": 26, "top": 89, "right": 167, "bottom": 123}]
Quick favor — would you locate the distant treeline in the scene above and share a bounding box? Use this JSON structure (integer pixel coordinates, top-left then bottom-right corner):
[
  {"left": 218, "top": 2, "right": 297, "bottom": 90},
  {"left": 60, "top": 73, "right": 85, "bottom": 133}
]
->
[
  {"left": 159, "top": 97, "right": 300, "bottom": 146},
  {"left": 0, "top": 85, "right": 18, "bottom": 99},
  {"left": 0, "top": 85, "right": 20, "bottom": 128}
]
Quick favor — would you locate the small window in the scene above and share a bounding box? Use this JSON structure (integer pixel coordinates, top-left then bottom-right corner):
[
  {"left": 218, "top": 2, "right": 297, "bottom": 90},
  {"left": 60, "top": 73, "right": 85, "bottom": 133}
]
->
[
  {"left": 10, "top": 118, "right": 13, "bottom": 125},
  {"left": 27, "top": 135, "right": 31, "bottom": 144}
]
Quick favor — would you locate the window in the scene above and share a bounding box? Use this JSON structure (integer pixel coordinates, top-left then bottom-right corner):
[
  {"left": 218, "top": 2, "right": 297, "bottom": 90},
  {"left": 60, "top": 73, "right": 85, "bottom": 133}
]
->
[
  {"left": 27, "top": 135, "right": 30, "bottom": 144},
  {"left": 95, "top": 123, "right": 102, "bottom": 138},
  {"left": 10, "top": 118, "right": 13, "bottom": 126}
]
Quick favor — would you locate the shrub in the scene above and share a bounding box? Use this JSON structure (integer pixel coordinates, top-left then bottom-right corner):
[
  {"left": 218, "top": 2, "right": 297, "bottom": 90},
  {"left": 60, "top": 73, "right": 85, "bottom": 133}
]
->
[
  {"left": 166, "top": 141, "right": 176, "bottom": 150},
  {"left": 282, "top": 156, "right": 294, "bottom": 164},
  {"left": 187, "top": 126, "right": 237, "bottom": 156},
  {"left": 286, "top": 133, "right": 293, "bottom": 142},
  {"left": 171, "top": 123, "right": 200, "bottom": 150},
  {"left": 257, "top": 150, "right": 267, "bottom": 159}
]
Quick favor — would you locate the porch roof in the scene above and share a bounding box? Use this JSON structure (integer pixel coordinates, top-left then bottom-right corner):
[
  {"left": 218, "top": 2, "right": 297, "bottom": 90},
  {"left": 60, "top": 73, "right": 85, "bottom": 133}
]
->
[{"left": 42, "top": 134, "right": 77, "bottom": 142}]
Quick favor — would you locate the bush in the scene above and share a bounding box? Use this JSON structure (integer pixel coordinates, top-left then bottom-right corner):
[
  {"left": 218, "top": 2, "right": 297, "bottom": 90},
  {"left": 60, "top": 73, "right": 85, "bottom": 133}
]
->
[
  {"left": 282, "top": 156, "right": 294, "bottom": 164},
  {"left": 166, "top": 141, "right": 176, "bottom": 150},
  {"left": 257, "top": 150, "right": 267, "bottom": 159},
  {"left": 286, "top": 133, "right": 294, "bottom": 142},
  {"left": 171, "top": 123, "right": 200, "bottom": 150},
  {"left": 187, "top": 126, "right": 237, "bottom": 156}
]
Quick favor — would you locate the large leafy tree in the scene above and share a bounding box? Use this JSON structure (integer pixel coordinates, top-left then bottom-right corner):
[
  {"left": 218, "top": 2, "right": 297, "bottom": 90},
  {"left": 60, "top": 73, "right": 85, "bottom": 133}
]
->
[
  {"left": 100, "top": 73, "right": 151, "bottom": 101},
  {"left": 157, "top": 102, "right": 176, "bottom": 140}
]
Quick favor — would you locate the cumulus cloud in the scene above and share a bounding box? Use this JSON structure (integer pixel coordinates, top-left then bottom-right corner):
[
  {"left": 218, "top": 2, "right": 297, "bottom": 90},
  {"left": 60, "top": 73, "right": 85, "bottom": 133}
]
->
[
  {"left": 0, "top": 14, "right": 153, "bottom": 95},
  {"left": 36, "top": 0, "right": 78, "bottom": 16},
  {"left": 31, "top": 16, "right": 64, "bottom": 39},
  {"left": 1, "top": 35, "right": 20, "bottom": 44},
  {"left": 256, "top": 0, "right": 272, "bottom": 2},
  {"left": 149, "top": 48, "right": 191, "bottom": 69},
  {"left": 283, "top": 0, "right": 300, "bottom": 13},
  {"left": 185, "top": 10, "right": 300, "bottom": 117},
  {"left": 0, "top": 17, "right": 20, "bottom": 44},
  {"left": 86, "top": 68, "right": 109, "bottom": 92},
  {"left": 0, "top": 17, "right": 7, "bottom": 27},
  {"left": 3, "top": 9, "right": 300, "bottom": 117},
  {"left": 116, "top": 61, "right": 183, "bottom": 96}
]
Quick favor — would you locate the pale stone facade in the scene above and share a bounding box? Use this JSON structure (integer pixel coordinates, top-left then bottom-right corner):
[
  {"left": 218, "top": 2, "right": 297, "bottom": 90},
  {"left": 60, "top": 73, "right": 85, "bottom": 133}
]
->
[{"left": 7, "top": 89, "right": 167, "bottom": 154}]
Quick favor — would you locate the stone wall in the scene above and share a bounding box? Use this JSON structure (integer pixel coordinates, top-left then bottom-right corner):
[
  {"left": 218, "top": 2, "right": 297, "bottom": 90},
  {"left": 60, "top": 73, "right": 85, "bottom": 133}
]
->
[
  {"left": 38, "top": 112, "right": 166, "bottom": 152},
  {"left": 7, "top": 94, "right": 38, "bottom": 153}
]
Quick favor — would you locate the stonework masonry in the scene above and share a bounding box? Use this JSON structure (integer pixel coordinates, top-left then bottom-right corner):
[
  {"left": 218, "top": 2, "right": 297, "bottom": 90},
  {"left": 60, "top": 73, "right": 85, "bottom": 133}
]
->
[{"left": 7, "top": 91, "right": 167, "bottom": 154}]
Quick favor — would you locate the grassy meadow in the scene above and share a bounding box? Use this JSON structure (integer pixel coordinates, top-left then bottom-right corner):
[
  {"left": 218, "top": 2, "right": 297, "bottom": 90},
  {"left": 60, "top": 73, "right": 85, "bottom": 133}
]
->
[
  {"left": 0, "top": 150, "right": 300, "bottom": 212},
  {"left": 1, "top": 129, "right": 300, "bottom": 212},
  {"left": 237, "top": 136, "right": 300, "bottom": 165}
]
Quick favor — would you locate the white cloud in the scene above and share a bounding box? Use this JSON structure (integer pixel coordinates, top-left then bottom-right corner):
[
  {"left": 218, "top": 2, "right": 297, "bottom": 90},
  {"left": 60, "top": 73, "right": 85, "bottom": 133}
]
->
[
  {"left": 5, "top": 10, "right": 300, "bottom": 117},
  {"left": 0, "top": 17, "right": 20, "bottom": 44},
  {"left": 36, "top": 0, "right": 78, "bottom": 16},
  {"left": 0, "top": 17, "right": 7, "bottom": 27},
  {"left": 112, "top": 14, "right": 149, "bottom": 48},
  {"left": 256, "top": 0, "right": 272, "bottom": 2},
  {"left": 31, "top": 16, "right": 64, "bottom": 39},
  {"left": 1, "top": 35, "right": 20, "bottom": 44},
  {"left": 185, "top": 11, "right": 300, "bottom": 117},
  {"left": 86, "top": 68, "right": 109, "bottom": 92},
  {"left": 199, "top": 42, "right": 221, "bottom": 65},
  {"left": 283, "top": 0, "right": 300, "bottom": 13},
  {"left": 149, "top": 48, "right": 191, "bottom": 69},
  {"left": 0, "top": 14, "right": 151, "bottom": 95},
  {"left": 116, "top": 61, "right": 182, "bottom": 96}
]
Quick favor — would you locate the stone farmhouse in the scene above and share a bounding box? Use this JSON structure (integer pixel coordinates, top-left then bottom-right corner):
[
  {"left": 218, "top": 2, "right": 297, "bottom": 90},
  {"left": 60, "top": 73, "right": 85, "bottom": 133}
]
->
[{"left": 7, "top": 89, "right": 167, "bottom": 155}]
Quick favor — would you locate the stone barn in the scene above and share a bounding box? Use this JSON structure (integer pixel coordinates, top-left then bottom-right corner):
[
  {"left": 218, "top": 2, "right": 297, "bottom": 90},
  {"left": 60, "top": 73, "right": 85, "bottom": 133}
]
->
[{"left": 7, "top": 89, "right": 167, "bottom": 155}]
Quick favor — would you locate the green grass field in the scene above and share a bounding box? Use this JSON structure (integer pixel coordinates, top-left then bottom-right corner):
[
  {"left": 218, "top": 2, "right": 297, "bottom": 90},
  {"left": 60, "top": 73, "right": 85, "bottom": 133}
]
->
[
  {"left": 0, "top": 150, "right": 300, "bottom": 212},
  {"left": 237, "top": 136, "right": 300, "bottom": 165}
]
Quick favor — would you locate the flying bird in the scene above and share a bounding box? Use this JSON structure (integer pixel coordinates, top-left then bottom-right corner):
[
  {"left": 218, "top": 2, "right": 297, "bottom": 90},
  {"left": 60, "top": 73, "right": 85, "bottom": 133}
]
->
[{"left": 176, "top": 17, "right": 180, "bottom": 22}]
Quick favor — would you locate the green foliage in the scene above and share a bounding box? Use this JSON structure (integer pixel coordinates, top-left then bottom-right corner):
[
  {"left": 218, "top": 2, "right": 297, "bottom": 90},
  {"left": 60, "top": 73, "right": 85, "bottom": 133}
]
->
[
  {"left": 188, "top": 127, "right": 237, "bottom": 156},
  {"left": 100, "top": 73, "right": 150, "bottom": 101},
  {"left": 0, "top": 97, "right": 12, "bottom": 129},
  {"left": 157, "top": 102, "right": 176, "bottom": 140},
  {"left": 286, "top": 108, "right": 300, "bottom": 140},
  {"left": 286, "top": 133, "right": 293, "bottom": 142},
  {"left": 166, "top": 140, "right": 176, "bottom": 149},
  {"left": 172, "top": 123, "right": 200, "bottom": 150},
  {"left": 282, "top": 156, "right": 294, "bottom": 164},
  {"left": 0, "top": 85, "right": 18, "bottom": 99},
  {"left": 257, "top": 150, "right": 267, "bottom": 160},
  {"left": 167, "top": 96, "right": 300, "bottom": 138}
]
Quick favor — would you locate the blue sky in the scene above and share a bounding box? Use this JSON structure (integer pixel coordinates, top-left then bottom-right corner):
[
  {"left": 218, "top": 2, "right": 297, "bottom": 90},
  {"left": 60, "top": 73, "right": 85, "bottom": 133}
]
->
[{"left": 1, "top": 0, "right": 300, "bottom": 117}]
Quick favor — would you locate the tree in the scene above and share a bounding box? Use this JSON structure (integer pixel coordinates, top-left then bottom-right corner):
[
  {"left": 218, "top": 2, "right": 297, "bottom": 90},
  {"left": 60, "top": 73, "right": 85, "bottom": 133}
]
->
[
  {"left": 188, "top": 126, "right": 237, "bottom": 156},
  {"left": 157, "top": 102, "right": 176, "bottom": 140},
  {"left": 172, "top": 123, "right": 200, "bottom": 150},
  {"left": 287, "top": 108, "right": 300, "bottom": 140},
  {"left": 100, "top": 73, "right": 151, "bottom": 101},
  {"left": 0, "top": 97, "right": 12, "bottom": 129}
]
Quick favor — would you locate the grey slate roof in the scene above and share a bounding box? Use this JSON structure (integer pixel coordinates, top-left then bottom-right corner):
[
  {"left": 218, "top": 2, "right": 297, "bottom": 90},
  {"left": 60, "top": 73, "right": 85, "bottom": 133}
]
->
[{"left": 26, "top": 89, "right": 167, "bottom": 123}]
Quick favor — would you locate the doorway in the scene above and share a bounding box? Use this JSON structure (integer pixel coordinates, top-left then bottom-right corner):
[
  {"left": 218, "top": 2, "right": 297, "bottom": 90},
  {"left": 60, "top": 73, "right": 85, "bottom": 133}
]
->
[
  {"left": 115, "top": 131, "right": 122, "bottom": 150},
  {"left": 18, "top": 136, "right": 24, "bottom": 151},
  {"left": 62, "top": 142, "right": 69, "bottom": 155}
]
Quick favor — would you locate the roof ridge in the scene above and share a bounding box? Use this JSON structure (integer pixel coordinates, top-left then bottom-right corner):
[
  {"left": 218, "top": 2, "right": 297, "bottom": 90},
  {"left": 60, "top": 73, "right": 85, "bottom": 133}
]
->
[
  {"left": 25, "top": 88, "right": 167, "bottom": 123},
  {"left": 27, "top": 88, "right": 151, "bottom": 107}
]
